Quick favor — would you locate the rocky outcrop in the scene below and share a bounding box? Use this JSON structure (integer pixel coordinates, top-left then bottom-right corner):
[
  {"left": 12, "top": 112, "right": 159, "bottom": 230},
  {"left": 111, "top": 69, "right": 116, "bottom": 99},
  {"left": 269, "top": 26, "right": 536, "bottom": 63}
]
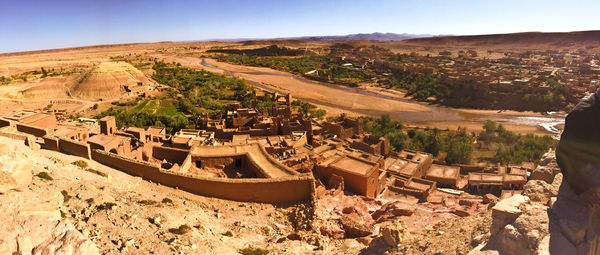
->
[
  {"left": 0, "top": 189, "right": 99, "bottom": 255},
  {"left": 475, "top": 150, "right": 600, "bottom": 255},
  {"left": 380, "top": 221, "right": 409, "bottom": 247},
  {"left": 0, "top": 144, "right": 33, "bottom": 193},
  {"left": 0, "top": 143, "right": 99, "bottom": 255}
]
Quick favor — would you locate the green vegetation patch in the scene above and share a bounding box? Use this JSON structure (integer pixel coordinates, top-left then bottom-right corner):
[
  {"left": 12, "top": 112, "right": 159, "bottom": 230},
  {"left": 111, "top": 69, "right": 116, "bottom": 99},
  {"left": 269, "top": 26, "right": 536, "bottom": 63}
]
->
[
  {"left": 35, "top": 172, "right": 54, "bottom": 181},
  {"left": 169, "top": 224, "right": 192, "bottom": 235},
  {"left": 239, "top": 247, "right": 269, "bottom": 255},
  {"left": 73, "top": 160, "right": 88, "bottom": 169}
]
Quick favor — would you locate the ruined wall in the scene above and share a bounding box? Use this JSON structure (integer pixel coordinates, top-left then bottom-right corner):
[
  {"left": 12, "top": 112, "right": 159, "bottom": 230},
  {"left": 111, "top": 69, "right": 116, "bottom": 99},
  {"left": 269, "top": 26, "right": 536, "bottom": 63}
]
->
[
  {"left": 0, "top": 130, "right": 28, "bottom": 141},
  {"left": 59, "top": 138, "right": 91, "bottom": 159},
  {"left": 192, "top": 155, "right": 265, "bottom": 178},
  {"left": 315, "top": 164, "right": 380, "bottom": 198},
  {"left": 152, "top": 146, "right": 190, "bottom": 165},
  {"left": 91, "top": 150, "right": 314, "bottom": 203},
  {"left": 16, "top": 123, "right": 48, "bottom": 137},
  {"left": 42, "top": 136, "right": 60, "bottom": 151}
]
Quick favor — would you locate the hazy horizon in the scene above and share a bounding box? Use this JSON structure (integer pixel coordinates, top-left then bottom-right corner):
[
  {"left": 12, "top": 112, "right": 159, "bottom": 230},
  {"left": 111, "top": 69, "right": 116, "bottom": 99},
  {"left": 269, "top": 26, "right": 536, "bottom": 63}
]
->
[{"left": 1, "top": 0, "right": 599, "bottom": 53}]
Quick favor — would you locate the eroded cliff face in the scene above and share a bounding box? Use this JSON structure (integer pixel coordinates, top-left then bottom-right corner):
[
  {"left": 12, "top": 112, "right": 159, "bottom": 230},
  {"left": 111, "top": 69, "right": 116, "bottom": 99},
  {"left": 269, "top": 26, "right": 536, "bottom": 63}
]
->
[{"left": 471, "top": 150, "right": 600, "bottom": 255}]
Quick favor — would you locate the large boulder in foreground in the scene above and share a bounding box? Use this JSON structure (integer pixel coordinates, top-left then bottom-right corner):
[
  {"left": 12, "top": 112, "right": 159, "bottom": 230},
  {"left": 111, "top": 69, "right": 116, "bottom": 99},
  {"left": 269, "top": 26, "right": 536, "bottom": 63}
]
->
[
  {"left": 380, "top": 221, "right": 409, "bottom": 247},
  {"left": 490, "top": 194, "right": 529, "bottom": 235},
  {"left": 0, "top": 189, "right": 99, "bottom": 255},
  {"left": 0, "top": 144, "right": 33, "bottom": 193}
]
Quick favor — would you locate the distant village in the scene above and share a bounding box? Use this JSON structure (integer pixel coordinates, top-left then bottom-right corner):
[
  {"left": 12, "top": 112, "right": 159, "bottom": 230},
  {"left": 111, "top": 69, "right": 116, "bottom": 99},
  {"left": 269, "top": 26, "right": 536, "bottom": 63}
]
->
[
  {"left": 332, "top": 45, "right": 600, "bottom": 111},
  {"left": 0, "top": 92, "right": 546, "bottom": 203}
]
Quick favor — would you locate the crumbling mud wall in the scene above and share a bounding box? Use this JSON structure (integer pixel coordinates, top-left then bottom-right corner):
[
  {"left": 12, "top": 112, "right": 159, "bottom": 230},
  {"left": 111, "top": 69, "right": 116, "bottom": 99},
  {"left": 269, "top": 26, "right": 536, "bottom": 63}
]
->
[
  {"left": 59, "top": 138, "right": 91, "bottom": 159},
  {"left": 91, "top": 149, "right": 314, "bottom": 203},
  {"left": 0, "top": 130, "right": 28, "bottom": 141},
  {"left": 16, "top": 123, "right": 48, "bottom": 137},
  {"left": 152, "top": 146, "right": 189, "bottom": 165}
]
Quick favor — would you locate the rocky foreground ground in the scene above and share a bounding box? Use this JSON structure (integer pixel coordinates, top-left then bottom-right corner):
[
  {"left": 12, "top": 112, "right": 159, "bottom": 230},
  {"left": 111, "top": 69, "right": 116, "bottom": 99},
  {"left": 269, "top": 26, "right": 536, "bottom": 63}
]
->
[
  {"left": 1, "top": 134, "right": 590, "bottom": 255},
  {"left": 471, "top": 151, "right": 600, "bottom": 255}
]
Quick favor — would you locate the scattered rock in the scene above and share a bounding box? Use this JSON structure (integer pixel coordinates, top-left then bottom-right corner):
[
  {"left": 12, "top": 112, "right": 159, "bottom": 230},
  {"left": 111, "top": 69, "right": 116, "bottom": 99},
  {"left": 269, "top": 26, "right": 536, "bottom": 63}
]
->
[
  {"left": 522, "top": 180, "right": 557, "bottom": 204},
  {"left": 482, "top": 194, "right": 498, "bottom": 204},
  {"left": 319, "top": 224, "right": 345, "bottom": 239},
  {"left": 372, "top": 201, "right": 415, "bottom": 220},
  {"left": 380, "top": 221, "right": 409, "bottom": 247},
  {"left": 453, "top": 209, "right": 470, "bottom": 217},
  {"left": 340, "top": 216, "right": 372, "bottom": 238},
  {"left": 530, "top": 166, "right": 555, "bottom": 184},
  {"left": 459, "top": 199, "right": 478, "bottom": 206},
  {"left": 490, "top": 194, "right": 529, "bottom": 234},
  {"left": 287, "top": 232, "right": 302, "bottom": 241},
  {"left": 357, "top": 236, "right": 371, "bottom": 246}
]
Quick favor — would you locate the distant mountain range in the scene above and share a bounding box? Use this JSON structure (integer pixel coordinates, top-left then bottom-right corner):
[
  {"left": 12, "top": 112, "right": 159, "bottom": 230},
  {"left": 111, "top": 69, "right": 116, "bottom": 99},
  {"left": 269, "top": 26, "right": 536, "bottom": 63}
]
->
[{"left": 287, "top": 32, "right": 438, "bottom": 41}]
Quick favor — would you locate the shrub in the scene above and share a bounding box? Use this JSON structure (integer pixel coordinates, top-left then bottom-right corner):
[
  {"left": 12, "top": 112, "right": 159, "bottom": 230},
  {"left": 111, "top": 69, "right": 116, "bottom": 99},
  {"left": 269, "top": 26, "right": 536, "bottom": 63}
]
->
[
  {"left": 74, "top": 160, "right": 88, "bottom": 169},
  {"left": 61, "top": 190, "right": 72, "bottom": 202},
  {"left": 239, "top": 247, "right": 269, "bottom": 255},
  {"left": 36, "top": 172, "right": 53, "bottom": 180},
  {"left": 97, "top": 202, "right": 117, "bottom": 210},
  {"left": 137, "top": 199, "right": 158, "bottom": 206},
  {"left": 169, "top": 224, "right": 192, "bottom": 235}
]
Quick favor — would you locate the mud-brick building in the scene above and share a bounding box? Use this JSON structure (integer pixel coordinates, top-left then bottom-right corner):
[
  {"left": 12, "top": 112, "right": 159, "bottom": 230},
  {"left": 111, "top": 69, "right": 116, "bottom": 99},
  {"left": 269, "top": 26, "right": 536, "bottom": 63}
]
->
[
  {"left": 424, "top": 164, "right": 461, "bottom": 187},
  {"left": 99, "top": 116, "right": 116, "bottom": 136},
  {"left": 321, "top": 115, "right": 363, "bottom": 140},
  {"left": 349, "top": 134, "right": 390, "bottom": 156},
  {"left": 315, "top": 153, "right": 386, "bottom": 198},
  {"left": 384, "top": 150, "right": 433, "bottom": 178},
  {"left": 87, "top": 134, "right": 131, "bottom": 155}
]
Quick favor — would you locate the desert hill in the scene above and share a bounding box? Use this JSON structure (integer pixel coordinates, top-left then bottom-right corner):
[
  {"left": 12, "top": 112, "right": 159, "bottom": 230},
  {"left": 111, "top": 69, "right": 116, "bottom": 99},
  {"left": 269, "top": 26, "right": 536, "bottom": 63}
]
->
[
  {"left": 71, "top": 61, "right": 150, "bottom": 101},
  {"left": 402, "top": 30, "right": 600, "bottom": 49}
]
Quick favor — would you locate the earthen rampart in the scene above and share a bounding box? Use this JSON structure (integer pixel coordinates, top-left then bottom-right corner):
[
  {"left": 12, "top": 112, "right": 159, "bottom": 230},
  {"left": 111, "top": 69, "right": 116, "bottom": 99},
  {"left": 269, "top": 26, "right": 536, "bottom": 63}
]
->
[
  {"left": 91, "top": 149, "right": 314, "bottom": 203},
  {"left": 59, "top": 138, "right": 91, "bottom": 159},
  {"left": 16, "top": 123, "right": 48, "bottom": 137}
]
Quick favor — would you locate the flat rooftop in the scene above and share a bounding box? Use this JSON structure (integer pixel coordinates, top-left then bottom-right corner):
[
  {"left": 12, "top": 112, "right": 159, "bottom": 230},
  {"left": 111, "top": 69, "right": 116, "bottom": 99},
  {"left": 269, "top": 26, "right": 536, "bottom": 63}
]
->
[
  {"left": 426, "top": 164, "right": 460, "bottom": 179},
  {"left": 329, "top": 156, "right": 376, "bottom": 176},
  {"left": 468, "top": 173, "right": 503, "bottom": 183}
]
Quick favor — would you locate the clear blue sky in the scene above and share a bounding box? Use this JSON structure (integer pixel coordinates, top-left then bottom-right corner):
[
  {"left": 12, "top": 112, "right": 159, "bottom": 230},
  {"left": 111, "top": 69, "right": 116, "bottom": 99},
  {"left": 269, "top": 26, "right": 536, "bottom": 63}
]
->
[{"left": 1, "top": 0, "right": 598, "bottom": 53}]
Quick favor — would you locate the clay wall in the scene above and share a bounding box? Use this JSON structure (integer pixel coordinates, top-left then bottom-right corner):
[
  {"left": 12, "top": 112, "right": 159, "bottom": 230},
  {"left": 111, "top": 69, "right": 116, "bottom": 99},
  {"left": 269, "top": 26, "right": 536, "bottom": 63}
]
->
[
  {"left": 91, "top": 150, "right": 314, "bottom": 203},
  {"left": 16, "top": 123, "right": 48, "bottom": 137},
  {"left": 42, "top": 136, "right": 60, "bottom": 151},
  {"left": 59, "top": 138, "right": 91, "bottom": 159},
  {"left": 0, "top": 118, "right": 13, "bottom": 128},
  {"left": 0, "top": 130, "right": 28, "bottom": 141}
]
